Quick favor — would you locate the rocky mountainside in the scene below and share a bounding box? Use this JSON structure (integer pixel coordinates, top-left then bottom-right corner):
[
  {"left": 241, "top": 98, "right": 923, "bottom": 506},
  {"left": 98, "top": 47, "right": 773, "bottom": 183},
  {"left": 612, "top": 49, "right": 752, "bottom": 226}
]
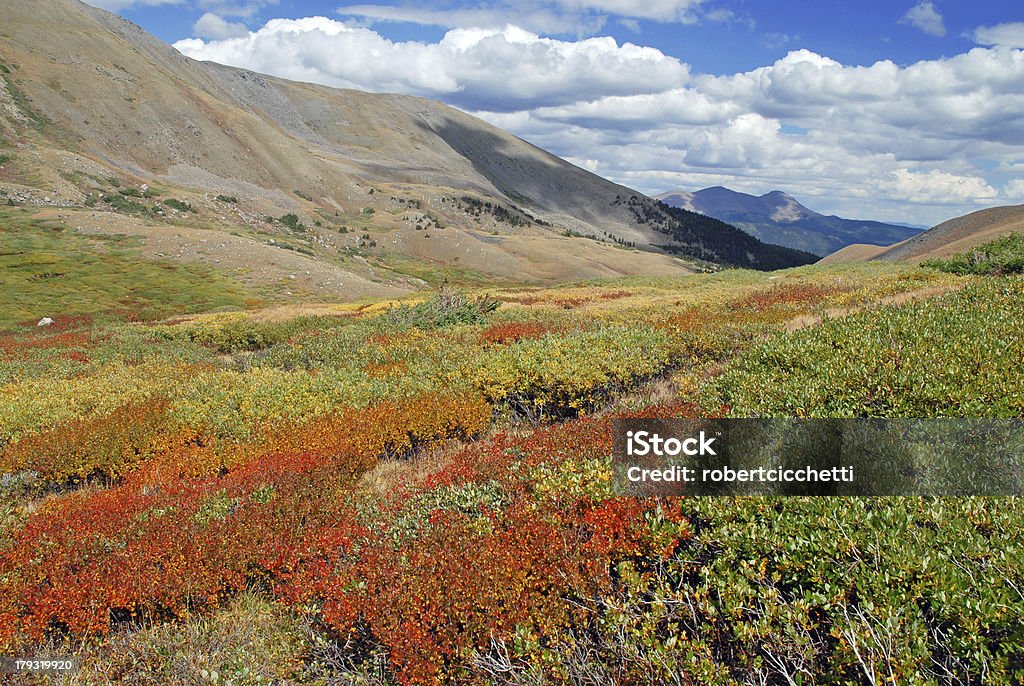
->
[
  {"left": 657, "top": 186, "right": 920, "bottom": 256},
  {"left": 0, "top": 0, "right": 812, "bottom": 303}
]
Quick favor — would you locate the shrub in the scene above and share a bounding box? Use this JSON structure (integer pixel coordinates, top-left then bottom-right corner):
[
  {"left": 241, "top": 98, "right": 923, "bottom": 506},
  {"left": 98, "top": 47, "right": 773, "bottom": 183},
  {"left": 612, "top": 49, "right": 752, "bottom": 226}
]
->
[
  {"left": 479, "top": 321, "right": 549, "bottom": 345},
  {"left": 923, "top": 233, "right": 1024, "bottom": 275},
  {"left": 474, "top": 325, "right": 673, "bottom": 418},
  {"left": 103, "top": 194, "right": 148, "bottom": 215},
  {"left": 163, "top": 198, "right": 196, "bottom": 213},
  {"left": 215, "top": 194, "right": 238, "bottom": 204},
  {"left": 0, "top": 391, "right": 490, "bottom": 651},
  {"left": 386, "top": 287, "right": 499, "bottom": 330},
  {"left": 708, "top": 278, "right": 1024, "bottom": 417},
  {"left": 0, "top": 397, "right": 174, "bottom": 484},
  {"left": 278, "top": 213, "right": 305, "bottom": 232}
]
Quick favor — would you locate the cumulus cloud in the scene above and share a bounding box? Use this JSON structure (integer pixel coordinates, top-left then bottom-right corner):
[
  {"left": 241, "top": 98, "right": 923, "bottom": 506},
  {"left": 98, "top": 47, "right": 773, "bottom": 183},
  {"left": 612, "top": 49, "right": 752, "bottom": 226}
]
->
[
  {"left": 174, "top": 19, "right": 690, "bottom": 110},
  {"left": 882, "top": 169, "right": 996, "bottom": 204},
  {"left": 335, "top": 5, "right": 604, "bottom": 35},
  {"left": 973, "top": 22, "right": 1024, "bottom": 49},
  {"left": 900, "top": 1, "right": 946, "bottom": 37},
  {"left": 553, "top": 0, "right": 704, "bottom": 22},
  {"left": 337, "top": 0, "right": 706, "bottom": 32},
  {"left": 1001, "top": 179, "right": 1024, "bottom": 199},
  {"left": 478, "top": 45, "right": 1024, "bottom": 222},
  {"left": 194, "top": 12, "right": 249, "bottom": 39}
]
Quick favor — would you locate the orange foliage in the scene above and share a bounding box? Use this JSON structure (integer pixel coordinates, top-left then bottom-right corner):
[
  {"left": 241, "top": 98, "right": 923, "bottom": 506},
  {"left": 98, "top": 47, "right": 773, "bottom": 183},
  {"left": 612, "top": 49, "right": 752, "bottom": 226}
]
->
[
  {"left": 478, "top": 321, "right": 549, "bottom": 345},
  {"left": 731, "top": 282, "right": 839, "bottom": 310},
  {"left": 0, "top": 397, "right": 174, "bottom": 483}
]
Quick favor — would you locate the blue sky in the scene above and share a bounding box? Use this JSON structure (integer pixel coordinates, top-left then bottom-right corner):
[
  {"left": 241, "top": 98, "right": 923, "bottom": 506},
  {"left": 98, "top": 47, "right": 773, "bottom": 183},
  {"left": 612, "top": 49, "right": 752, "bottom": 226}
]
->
[{"left": 86, "top": 0, "right": 1024, "bottom": 225}]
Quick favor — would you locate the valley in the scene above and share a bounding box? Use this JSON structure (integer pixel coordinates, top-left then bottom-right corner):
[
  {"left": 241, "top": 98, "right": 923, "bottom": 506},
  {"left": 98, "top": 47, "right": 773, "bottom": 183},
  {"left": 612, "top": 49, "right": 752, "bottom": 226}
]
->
[{"left": 1, "top": 1, "right": 1023, "bottom": 684}]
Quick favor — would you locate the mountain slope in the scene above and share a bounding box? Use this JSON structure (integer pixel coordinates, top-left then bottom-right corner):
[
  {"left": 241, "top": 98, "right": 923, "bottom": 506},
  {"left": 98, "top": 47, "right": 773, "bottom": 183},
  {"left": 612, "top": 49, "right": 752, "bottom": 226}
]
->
[
  {"left": 657, "top": 187, "right": 920, "bottom": 256},
  {"left": 0, "top": 0, "right": 812, "bottom": 302},
  {"left": 872, "top": 204, "right": 1024, "bottom": 262}
]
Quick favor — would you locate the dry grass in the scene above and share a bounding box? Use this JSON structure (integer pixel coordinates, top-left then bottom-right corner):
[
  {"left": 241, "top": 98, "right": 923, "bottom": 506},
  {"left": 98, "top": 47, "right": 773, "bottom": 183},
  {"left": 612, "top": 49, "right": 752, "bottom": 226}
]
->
[{"left": 8, "top": 590, "right": 310, "bottom": 686}]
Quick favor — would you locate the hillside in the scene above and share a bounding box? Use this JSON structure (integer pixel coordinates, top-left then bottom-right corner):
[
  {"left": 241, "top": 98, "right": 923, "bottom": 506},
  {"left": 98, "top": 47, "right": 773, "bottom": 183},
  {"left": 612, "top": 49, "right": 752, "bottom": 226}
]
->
[
  {"left": 816, "top": 242, "right": 894, "bottom": 265},
  {"left": 0, "top": 0, "right": 812, "bottom": 304},
  {"left": 657, "top": 186, "right": 920, "bottom": 256},
  {"left": 872, "top": 203, "right": 1024, "bottom": 262}
]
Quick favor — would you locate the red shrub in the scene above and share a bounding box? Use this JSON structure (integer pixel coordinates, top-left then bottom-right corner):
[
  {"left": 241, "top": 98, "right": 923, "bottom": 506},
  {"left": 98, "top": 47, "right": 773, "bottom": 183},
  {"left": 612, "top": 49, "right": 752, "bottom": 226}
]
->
[{"left": 478, "top": 321, "right": 549, "bottom": 345}]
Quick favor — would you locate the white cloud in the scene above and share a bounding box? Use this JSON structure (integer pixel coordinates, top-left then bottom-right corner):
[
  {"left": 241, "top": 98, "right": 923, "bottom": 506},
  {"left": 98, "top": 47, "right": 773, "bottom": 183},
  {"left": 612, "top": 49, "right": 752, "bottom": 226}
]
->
[
  {"left": 194, "top": 12, "right": 249, "bottom": 39},
  {"left": 900, "top": 1, "right": 946, "bottom": 37},
  {"left": 474, "top": 45, "right": 1024, "bottom": 223},
  {"left": 882, "top": 169, "right": 996, "bottom": 204},
  {"left": 336, "top": 0, "right": 709, "bottom": 34},
  {"left": 973, "top": 22, "right": 1024, "bottom": 49},
  {"left": 335, "top": 5, "right": 603, "bottom": 34},
  {"left": 1002, "top": 179, "right": 1024, "bottom": 200},
  {"left": 174, "top": 19, "right": 690, "bottom": 109},
  {"left": 553, "top": 0, "right": 704, "bottom": 22}
]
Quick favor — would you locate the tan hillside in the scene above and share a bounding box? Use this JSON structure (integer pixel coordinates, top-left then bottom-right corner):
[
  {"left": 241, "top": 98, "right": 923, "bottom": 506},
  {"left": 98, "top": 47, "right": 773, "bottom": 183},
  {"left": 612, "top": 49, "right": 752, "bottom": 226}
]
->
[
  {"left": 872, "top": 204, "right": 1024, "bottom": 262},
  {"left": 0, "top": 0, "right": 720, "bottom": 297},
  {"left": 816, "top": 205, "right": 1024, "bottom": 265},
  {"left": 816, "top": 242, "right": 893, "bottom": 265}
]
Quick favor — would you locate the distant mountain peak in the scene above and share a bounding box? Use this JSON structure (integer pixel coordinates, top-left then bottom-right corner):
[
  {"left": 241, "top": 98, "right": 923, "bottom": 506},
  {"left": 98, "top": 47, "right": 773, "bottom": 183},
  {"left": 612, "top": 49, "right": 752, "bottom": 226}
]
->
[{"left": 655, "top": 186, "right": 920, "bottom": 256}]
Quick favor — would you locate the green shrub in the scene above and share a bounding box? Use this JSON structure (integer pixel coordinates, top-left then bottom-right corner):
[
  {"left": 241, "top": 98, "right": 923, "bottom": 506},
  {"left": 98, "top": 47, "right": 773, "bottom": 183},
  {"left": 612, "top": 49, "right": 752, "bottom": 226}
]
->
[
  {"left": 163, "top": 198, "right": 196, "bottom": 213},
  {"left": 588, "top": 496, "right": 1024, "bottom": 684},
  {"left": 278, "top": 213, "right": 305, "bottom": 232},
  {"left": 386, "top": 287, "right": 499, "bottom": 331},
  {"left": 103, "top": 194, "right": 148, "bottom": 215},
  {"left": 167, "top": 319, "right": 294, "bottom": 354},
  {"left": 708, "top": 278, "right": 1024, "bottom": 417},
  {"left": 475, "top": 325, "right": 673, "bottom": 417},
  {"left": 215, "top": 194, "right": 238, "bottom": 204},
  {"left": 923, "top": 233, "right": 1024, "bottom": 275}
]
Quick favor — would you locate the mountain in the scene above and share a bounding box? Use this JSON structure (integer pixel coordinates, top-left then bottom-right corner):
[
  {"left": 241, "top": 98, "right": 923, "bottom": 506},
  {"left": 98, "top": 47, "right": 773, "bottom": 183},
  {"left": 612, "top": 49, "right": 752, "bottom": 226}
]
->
[
  {"left": 0, "top": 0, "right": 812, "bottom": 305},
  {"left": 657, "top": 187, "right": 921, "bottom": 256}
]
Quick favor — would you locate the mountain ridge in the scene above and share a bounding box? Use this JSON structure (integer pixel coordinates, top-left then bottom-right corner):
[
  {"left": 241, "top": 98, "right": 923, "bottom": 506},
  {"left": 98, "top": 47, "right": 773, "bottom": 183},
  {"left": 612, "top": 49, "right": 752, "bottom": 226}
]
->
[{"left": 656, "top": 186, "right": 921, "bottom": 256}]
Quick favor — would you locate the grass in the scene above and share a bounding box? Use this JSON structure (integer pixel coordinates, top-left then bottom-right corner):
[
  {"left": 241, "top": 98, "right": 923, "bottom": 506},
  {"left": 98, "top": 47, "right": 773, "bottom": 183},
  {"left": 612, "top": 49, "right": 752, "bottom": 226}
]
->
[
  {"left": 0, "top": 208, "right": 252, "bottom": 327},
  {"left": 1, "top": 73, "right": 47, "bottom": 129},
  {"left": 374, "top": 252, "right": 542, "bottom": 288},
  {"left": 9, "top": 590, "right": 313, "bottom": 686}
]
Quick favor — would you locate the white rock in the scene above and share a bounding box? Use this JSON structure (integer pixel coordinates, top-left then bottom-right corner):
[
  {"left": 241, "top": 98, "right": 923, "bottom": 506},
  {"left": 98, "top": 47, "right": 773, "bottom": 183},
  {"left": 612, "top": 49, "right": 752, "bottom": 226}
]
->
[{"left": 37, "top": 317, "right": 54, "bottom": 327}]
